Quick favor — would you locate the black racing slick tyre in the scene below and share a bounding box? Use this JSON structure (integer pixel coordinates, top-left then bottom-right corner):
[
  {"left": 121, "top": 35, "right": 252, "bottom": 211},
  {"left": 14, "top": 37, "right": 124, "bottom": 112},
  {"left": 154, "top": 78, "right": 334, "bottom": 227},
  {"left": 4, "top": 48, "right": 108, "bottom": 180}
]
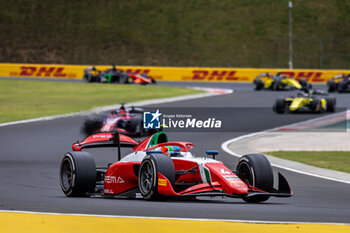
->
[
  {"left": 117, "top": 74, "right": 128, "bottom": 84},
  {"left": 81, "top": 117, "right": 104, "bottom": 136},
  {"left": 254, "top": 78, "right": 264, "bottom": 90},
  {"left": 60, "top": 152, "right": 96, "bottom": 197},
  {"left": 311, "top": 98, "right": 322, "bottom": 113},
  {"left": 327, "top": 80, "right": 336, "bottom": 92},
  {"left": 337, "top": 81, "right": 347, "bottom": 93},
  {"left": 326, "top": 97, "right": 336, "bottom": 112},
  {"left": 274, "top": 98, "right": 285, "bottom": 114},
  {"left": 127, "top": 118, "right": 140, "bottom": 134},
  {"left": 236, "top": 154, "right": 274, "bottom": 203},
  {"left": 138, "top": 153, "right": 175, "bottom": 201},
  {"left": 299, "top": 78, "right": 308, "bottom": 90},
  {"left": 125, "top": 75, "right": 134, "bottom": 84},
  {"left": 83, "top": 73, "right": 93, "bottom": 83}
]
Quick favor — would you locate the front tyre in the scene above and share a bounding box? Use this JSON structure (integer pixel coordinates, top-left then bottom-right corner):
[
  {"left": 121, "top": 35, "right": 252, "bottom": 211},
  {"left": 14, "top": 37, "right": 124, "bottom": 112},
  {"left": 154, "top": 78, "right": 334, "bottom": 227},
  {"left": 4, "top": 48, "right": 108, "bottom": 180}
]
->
[
  {"left": 274, "top": 98, "right": 285, "bottom": 114},
  {"left": 59, "top": 152, "right": 96, "bottom": 197},
  {"left": 311, "top": 98, "right": 322, "bottom": 113},
  {"left": 236, "top": 154, "right": 274, "bottom": 203},
  {"left": 138, "top": 153, "right": 175, "bottom": 201}
]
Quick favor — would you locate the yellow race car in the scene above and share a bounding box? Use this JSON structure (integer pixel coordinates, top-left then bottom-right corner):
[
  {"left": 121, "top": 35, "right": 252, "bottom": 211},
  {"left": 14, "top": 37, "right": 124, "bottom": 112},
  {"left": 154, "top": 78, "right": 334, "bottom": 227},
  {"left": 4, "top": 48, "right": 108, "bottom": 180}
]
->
[
  {"left": 254, "top": 72, "right": 311, "bottom": 91},
  {"left": 273, "top": 90, "right": 336, "bottom": 114}
]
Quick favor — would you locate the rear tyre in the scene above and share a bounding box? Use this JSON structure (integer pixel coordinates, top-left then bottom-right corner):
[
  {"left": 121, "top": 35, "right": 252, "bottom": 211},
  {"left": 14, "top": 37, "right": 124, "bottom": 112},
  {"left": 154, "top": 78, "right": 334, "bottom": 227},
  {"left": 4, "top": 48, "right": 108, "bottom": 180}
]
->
[
  {"left": 81, "top": 117, "right": 104, "bottom": 136},
  {"left": 337, "top": 81, "right": 347, "bottom": 93},
  {"left": 125, "top": 75, "right": 134, "bottom": 84},
  {"left": 274, "top": 98, "right": 285, "bottom": 114},
  {"left": 236, "top": 154, "right": 274, "bottom": 203},
  {"left": 254, "top": 78, "right": 264, "bottom": 90},
  {"left": 124, "top": 118, "right": 141, "bottom": 135},
  {"left": 60, "top": 152, "right": 96, "bottom": 197},
  {"left": 299, "top": 78, "right": 308, "bottom": 90},
  {"left": 326, "top": 97, "right": 336, "bottom": 112},
  {"left": 327, "top": 80, "right": 336, "bottom": 92},
  {"left": 138, "top": 153, "right": 175, "bottom": 201},
  {"left": 83, "top": 73, "right": 93, "bottom": 83},
  {"left": 272, "top": 80, "right": 284, "bottom": 90}
]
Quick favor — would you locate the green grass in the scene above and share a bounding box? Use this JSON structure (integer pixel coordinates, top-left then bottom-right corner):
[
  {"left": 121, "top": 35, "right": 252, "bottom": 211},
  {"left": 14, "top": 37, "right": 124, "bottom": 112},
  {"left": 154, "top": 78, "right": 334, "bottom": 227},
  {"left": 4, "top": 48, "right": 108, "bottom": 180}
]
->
[
  {"left": 265, "top": 151, "right": 350, "bottom": 173},
  {"left": 0, "top": 80, "right": 202, "bottom": 123},
  {"left": 1, "top": 1, "right": 350, "bottom": 69}
]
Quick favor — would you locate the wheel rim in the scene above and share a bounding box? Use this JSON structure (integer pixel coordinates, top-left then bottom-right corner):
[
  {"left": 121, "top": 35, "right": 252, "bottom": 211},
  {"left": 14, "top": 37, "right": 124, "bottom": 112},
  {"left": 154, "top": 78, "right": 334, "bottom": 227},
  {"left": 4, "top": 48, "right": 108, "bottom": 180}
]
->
[
  {"left": 60, "top": 158, "right": 74, "bottom": 191},
  {"left": 237, "top": 162, "right": 253, "bottom": 186},
  {"left": 139, "top": 160, "right": 154, "bottom": 194}
]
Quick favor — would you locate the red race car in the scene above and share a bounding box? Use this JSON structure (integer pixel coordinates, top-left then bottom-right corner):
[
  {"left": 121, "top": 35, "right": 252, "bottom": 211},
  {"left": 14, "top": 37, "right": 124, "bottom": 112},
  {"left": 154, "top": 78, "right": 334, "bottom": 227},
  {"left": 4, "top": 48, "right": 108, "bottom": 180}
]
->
[
  {"left": 59, "top": 131, "right": 292, "bottom": 203},
  {"left": 81, "top": 104, "right": 158, "bottom": 137},
  {"left": 83, "top": 66, "right": 156, "bottom": 85}
]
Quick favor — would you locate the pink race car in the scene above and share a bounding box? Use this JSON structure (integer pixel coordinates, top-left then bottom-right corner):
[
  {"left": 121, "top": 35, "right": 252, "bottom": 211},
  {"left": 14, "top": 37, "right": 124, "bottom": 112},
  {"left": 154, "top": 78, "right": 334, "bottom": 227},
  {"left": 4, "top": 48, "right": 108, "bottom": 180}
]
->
[{"left": 59, "top": 131, "right": 292, "bottom": 203}]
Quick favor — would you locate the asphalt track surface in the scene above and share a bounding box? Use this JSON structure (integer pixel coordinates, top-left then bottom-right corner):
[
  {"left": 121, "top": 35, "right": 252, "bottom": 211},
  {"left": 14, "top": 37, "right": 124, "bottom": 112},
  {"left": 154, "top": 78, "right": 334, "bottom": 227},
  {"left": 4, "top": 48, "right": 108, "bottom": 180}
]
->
[{"left": 0, "top": 79, "right": 350, "bottom": 223}]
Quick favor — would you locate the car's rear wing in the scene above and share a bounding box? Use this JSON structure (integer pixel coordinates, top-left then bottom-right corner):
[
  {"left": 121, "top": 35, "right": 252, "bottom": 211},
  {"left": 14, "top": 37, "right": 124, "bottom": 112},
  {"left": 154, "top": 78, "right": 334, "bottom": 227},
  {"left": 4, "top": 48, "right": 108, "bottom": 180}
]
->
[
  {"left": 72, "top": 131, "right": 138, "bottom": 160},
  {"left": 126, "top": 106, "right": 144, "bottom": 114}
]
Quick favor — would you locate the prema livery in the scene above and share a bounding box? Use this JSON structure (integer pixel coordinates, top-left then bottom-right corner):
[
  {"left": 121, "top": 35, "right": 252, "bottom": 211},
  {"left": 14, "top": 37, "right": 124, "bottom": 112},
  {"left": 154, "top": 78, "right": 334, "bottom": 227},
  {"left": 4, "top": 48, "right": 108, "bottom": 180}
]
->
[{"left": 59, "top": 131, "right": 292, "bottom": 203}]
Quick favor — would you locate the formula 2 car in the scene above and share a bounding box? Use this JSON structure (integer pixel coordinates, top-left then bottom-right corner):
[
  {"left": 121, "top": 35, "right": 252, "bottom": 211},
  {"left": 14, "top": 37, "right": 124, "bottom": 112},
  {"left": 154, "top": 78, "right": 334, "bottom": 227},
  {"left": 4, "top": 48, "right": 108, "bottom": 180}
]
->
[
  {"left": 83, "top": 65, "right": 156, "bottom": 85},
  {"left": 81, "top": 104, "right": 157, "bottom": 137},
  {"left": 327, "top": 73, "right": 350, "bottom": 92},
  {"left": 59, "top": 131, "right": 292, "bottom": 203},
  {"left": 273, "top": 89, "right": 336, "bottom": 114},
  {"left": 254, "top": 72, "right": 311, "bottom": 91}
]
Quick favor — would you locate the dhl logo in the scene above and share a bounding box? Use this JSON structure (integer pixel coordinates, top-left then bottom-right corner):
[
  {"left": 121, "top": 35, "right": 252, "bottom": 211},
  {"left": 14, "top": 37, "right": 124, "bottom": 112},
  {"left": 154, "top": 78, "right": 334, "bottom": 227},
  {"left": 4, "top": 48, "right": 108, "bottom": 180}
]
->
[
  {"left": 191, "top": 70, "right": 249, "bottom": 81},
  {"left": 188, "top": 70, "right": 326, "bottom": 82},
  {"left": 124, "top": 69, "right": 150, "bottom": 75},
  {"left": 280, "top": 71, "right": 324, "bottom": 82},
  {"left": 10, "top": 66, "right": 76, "bottom": 78}
]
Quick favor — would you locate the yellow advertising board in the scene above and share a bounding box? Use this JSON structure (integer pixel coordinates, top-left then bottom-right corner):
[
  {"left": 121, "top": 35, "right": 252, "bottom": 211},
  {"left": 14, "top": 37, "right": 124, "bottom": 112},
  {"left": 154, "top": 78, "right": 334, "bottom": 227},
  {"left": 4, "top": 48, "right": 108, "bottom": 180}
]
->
[{"left": 0, "top": 63, "right": 349, "bottom": 83}]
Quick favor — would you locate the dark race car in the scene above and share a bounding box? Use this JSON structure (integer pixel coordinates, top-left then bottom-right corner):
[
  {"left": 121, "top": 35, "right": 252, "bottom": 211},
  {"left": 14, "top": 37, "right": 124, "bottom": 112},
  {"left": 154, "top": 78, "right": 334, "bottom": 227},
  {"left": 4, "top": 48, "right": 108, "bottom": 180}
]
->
[
  {"left": 254, "top": 72, "right": 311, "bottom": 91},
  {"left": 83, "top": 66, "right": 156, "bottom": 85},
  {"left": 59, "top": 131, "right": 292, "bottom": 203},
  {"left": 327, "top": 73, "right": 350, "bottom": 92},
  {"left": 81, "top": 104, "right": 158, "bottom": 137},
  {"left": 273, "top": 89, "right": 336, "bottom": 114}
]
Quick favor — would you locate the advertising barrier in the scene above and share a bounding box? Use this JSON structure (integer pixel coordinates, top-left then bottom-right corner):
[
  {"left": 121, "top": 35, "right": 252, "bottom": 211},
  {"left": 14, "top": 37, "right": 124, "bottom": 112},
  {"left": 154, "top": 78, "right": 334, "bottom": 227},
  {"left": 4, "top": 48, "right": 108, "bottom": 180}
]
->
[{"left": 0, "top": 63, "right": 349, "bottom": 83}]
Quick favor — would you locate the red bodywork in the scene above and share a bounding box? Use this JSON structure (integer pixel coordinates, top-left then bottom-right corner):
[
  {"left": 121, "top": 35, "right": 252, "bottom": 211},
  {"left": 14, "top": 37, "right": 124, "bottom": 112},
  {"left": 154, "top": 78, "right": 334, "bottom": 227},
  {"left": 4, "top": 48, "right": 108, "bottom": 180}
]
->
[
  {"left": 100, "top": 112, "right": 135, "bottom": 135},
  {"left": 72, "top": 132, "right": 138, "bottom": 151},
  {"left": 72, "top": 132, "right": 292, "bottom": 199},
  {"left": 128, "top": 73, "right": 153, "bottom": 84}
]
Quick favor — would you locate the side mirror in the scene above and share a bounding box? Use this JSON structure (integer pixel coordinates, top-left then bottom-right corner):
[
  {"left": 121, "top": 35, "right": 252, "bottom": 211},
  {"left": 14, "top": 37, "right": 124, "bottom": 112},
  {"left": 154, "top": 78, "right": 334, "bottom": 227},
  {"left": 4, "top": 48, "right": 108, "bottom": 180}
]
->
[
  {"left": 205, "top": 150, "right": 218, "bottom": 159},
  {"left": 146, "top": 150, "right": 163, "bottom": 154}
]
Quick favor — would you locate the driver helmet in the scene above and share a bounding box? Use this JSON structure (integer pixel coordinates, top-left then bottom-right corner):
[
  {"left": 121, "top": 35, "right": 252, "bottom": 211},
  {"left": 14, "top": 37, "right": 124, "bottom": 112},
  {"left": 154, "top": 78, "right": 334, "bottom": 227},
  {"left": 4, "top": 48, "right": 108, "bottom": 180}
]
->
[
  {"left": 160, "top": 146, "right": 180, "bottom": 156},
  {"left": 117, "top": 104, "right": 127, "bottom": 116},
  {"left": 118, "top": 109, "right": 127, "bottom": 117}
]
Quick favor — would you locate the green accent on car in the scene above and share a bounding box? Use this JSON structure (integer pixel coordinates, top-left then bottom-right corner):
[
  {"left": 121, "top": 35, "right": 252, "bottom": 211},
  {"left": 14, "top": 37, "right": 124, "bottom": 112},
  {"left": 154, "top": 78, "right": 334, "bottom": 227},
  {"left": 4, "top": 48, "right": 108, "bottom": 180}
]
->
[
  {"left": 148, "top": 131, "right": 168, "bottom": 148},
  {"left": 204, "top": 167, "right": 211, "bottom": 183},
  {"left": 106, "top": 74, "right": 112, "bottom": 83}
]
